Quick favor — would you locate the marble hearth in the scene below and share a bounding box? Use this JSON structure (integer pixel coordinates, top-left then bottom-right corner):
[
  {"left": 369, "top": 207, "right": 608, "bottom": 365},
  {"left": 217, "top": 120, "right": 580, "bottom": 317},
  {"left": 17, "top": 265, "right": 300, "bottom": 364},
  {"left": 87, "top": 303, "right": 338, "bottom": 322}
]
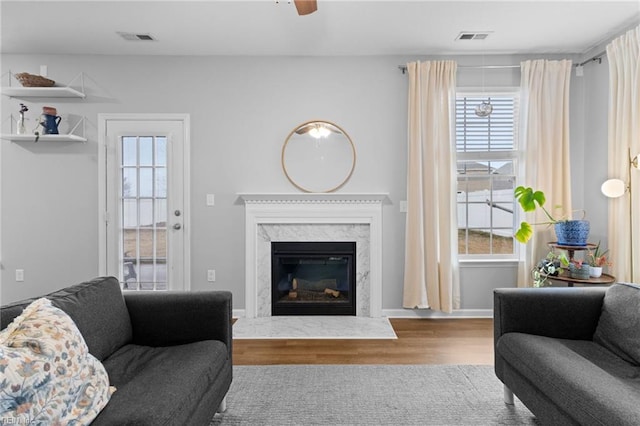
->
[{"left": 239, "top": 193, "right": 387, "bottom": 318}]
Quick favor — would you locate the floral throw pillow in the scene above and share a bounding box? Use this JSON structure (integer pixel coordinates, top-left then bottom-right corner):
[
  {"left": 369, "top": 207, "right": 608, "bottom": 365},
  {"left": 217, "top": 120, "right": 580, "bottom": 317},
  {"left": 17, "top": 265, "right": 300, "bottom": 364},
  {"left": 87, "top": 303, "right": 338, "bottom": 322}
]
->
[{"left": 0, "top": 298, "right": 114, "bottom": 425}]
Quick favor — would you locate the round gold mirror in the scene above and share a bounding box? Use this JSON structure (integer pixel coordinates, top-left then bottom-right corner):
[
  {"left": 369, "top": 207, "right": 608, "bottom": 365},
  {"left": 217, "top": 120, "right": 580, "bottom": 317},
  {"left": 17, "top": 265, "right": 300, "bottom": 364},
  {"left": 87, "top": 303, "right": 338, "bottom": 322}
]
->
[{"left": 281, "top": 120, "right": 356, "bottom": 193}]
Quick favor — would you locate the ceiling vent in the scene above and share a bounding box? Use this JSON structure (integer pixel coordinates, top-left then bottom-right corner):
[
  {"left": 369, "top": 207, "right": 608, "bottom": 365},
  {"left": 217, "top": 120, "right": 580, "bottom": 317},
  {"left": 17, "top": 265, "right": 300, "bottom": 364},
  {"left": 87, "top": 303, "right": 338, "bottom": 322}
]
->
[
  {"left": 455, "top": 32, "right": 492, "bottom": 41},
  {"left": 117, "top": 32, "right": 157, "bottom": 41}
]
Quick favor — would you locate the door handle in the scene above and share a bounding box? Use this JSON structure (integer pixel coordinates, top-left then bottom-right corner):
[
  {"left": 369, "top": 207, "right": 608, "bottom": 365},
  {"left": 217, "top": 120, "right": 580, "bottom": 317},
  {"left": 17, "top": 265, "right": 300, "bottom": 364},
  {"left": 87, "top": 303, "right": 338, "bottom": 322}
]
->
[{"left": 173, "top": 223, "right": 182, "bottom": 230}]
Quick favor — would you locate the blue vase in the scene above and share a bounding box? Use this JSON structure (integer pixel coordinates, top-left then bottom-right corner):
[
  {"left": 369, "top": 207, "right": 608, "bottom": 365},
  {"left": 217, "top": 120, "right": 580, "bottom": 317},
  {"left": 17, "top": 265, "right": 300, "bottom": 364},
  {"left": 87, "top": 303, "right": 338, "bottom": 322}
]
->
[{"left": 554, "top": 220, "right": 590, "bottom": 246}]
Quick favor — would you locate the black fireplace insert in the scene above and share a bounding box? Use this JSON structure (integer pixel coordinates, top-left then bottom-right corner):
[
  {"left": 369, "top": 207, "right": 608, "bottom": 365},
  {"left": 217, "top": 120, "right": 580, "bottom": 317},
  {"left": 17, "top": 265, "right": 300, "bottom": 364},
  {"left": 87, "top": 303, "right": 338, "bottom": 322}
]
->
[{"left": 271, "top": 241, "right": 356, "bottom": 316}]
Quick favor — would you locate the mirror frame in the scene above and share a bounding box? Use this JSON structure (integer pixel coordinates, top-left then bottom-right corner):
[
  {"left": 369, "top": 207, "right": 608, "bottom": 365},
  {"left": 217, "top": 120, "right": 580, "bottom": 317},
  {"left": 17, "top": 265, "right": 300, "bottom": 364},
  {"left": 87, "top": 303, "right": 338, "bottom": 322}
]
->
[{"left": 281, "top": 120, "right": 356, "bottom": 193}]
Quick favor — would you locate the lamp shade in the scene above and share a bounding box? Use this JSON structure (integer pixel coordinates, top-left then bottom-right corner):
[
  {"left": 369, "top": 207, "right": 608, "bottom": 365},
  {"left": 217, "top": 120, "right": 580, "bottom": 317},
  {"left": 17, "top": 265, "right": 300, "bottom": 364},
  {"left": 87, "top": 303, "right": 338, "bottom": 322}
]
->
[{"left": 601, "top": 178, "right": 626, "bottom": 198}]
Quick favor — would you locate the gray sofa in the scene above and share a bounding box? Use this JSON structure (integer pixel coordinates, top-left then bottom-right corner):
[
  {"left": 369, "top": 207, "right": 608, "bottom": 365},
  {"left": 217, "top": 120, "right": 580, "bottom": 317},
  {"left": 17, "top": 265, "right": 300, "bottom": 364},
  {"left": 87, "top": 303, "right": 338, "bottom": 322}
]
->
[
  {"left": 494, "top": 283, "right": 640, "bottom": 425},
  {"left": 0, "top": 276, "right": 233, "bottom": 425}
]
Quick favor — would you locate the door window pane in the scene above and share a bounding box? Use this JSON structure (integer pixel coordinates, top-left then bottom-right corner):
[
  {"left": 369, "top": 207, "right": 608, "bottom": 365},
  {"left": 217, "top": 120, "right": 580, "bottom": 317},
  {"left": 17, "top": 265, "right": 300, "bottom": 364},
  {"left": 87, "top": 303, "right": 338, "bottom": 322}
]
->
[
  {"left": 122, "top": 168, "right": 137, "bottom": 198},
  {"left": 120, "top": 135, "right": 169, "bottom": 291},
  {"left": 156, "top": 137, "right": 167, "bottom": 166},
  {"left": 155, "top": 168, "right": 167, "bottom": 198},
  {"left": 123, "top": 199, "right": 137, "bottom": 227},
  {"left": 139, "top": 168, "right": 153, "bottom": 197},
  {"left": 122, "top": 137, "right": 137, "bottom": 166},
  {"left": 139, "top": 199, "right": 153, "bottom": 227},
  {"left": 139, "top": 137, "right": 154, "bottom": 166}
]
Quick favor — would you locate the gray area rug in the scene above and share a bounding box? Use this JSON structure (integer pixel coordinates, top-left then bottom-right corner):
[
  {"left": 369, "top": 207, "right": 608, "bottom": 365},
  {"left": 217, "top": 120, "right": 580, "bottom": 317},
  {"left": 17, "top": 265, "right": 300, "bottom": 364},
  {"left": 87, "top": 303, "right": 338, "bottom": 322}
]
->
[{"left": 211, "top": 365, "right": 537, "bottom": 425}]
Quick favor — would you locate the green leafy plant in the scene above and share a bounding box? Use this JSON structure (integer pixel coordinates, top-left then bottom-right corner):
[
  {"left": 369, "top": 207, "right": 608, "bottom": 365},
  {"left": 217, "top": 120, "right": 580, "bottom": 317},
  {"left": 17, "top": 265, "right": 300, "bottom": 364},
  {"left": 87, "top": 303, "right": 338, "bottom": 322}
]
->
[
  {"left": 531, "top": 250, "right": 569, "bottom": 287},
  {"left": 514, "top": 186, "right": 587, "bottom": 244},
  {"left": 514, "top": 186, "right": 562, "bottom": 243},
  {"left": 587, "top": 241, "right": 612, "bottom": 267}
]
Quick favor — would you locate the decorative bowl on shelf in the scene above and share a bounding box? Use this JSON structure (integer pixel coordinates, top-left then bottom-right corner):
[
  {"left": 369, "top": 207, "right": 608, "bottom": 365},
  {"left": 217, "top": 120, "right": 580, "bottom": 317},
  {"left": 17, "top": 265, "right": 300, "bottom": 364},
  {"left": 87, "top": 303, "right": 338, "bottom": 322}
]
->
[
  {"left": 14, "top": 73, "right": 55, "bottom": 87},
  {"left": 569, "top": 263, "right": 590, "bottom": 280}
]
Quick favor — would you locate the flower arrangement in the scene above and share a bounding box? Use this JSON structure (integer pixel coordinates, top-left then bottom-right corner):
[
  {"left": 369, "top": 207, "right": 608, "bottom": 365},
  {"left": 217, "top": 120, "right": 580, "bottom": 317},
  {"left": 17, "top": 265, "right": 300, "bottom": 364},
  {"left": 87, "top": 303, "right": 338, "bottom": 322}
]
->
[
  {"left": 587, "top": 241, "right": 612, "bottom": 267},
  {"left": 571, "top": 258, "right": 584, "bottom": 268}
]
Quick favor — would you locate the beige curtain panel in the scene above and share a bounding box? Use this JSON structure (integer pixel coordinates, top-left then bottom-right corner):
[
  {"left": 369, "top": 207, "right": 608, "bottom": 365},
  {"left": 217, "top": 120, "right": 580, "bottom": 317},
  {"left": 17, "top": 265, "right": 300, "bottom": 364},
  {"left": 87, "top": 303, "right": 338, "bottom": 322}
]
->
[
  {"left": 517, "top": 59, "right": 573, "bottom": 287},
  {"left": 403, "top": 60, "right": 460, "bottom": 313},
  {"left": 607, "top": 26, "right": 640, "bottom": 283}
]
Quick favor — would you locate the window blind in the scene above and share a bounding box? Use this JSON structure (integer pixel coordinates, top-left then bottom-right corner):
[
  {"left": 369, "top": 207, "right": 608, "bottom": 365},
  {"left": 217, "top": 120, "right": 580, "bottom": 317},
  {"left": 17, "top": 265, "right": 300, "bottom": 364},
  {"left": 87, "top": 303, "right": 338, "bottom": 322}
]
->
[{"left": 456, "top": 96, "right": 518, "bottom": 152}]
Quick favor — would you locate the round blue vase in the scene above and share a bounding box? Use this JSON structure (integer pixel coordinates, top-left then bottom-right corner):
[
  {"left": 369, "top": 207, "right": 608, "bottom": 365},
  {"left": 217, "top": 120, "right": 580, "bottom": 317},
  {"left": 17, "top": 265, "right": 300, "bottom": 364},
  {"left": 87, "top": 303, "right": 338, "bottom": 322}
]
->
[{"left": 554, "top": 220, "right": 590, "bottom": 246}]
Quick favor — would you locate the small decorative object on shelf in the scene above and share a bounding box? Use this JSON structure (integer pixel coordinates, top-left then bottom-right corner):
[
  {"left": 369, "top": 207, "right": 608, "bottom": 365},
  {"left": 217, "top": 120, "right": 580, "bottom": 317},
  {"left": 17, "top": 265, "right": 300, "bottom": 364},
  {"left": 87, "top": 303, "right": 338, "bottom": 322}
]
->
[
  {"left": 14, "top": 72, "right": 55, "bottom": 87},
  {"left": 39, "top": 106, "right": 61, "bottom": 135},
  {"left": 589, "top": 266, "right": 603, "bottom": 278},
  {"left": 569, "top": 259, "right": 590, "bottom": 279},
  {"left": 587, "top": 241, "right": 612, "bottom": 278},
  {"left": 17, "top": 103, "right": 28, "bottom": 135}
]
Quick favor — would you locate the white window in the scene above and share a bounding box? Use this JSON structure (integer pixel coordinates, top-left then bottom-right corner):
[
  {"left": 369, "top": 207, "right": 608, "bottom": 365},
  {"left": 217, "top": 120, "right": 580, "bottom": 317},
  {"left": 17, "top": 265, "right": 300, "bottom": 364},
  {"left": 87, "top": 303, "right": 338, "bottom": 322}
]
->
[{"left": 456, "top": 92, "right": 520, "bottom": 259}]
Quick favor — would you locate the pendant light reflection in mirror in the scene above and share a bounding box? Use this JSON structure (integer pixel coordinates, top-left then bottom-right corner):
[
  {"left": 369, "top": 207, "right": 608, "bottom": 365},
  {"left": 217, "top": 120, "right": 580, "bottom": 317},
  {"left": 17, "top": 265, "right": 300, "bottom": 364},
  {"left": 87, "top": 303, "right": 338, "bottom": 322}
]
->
[{"left": 282, "top": 120, "right": 356, "bottom": 193}]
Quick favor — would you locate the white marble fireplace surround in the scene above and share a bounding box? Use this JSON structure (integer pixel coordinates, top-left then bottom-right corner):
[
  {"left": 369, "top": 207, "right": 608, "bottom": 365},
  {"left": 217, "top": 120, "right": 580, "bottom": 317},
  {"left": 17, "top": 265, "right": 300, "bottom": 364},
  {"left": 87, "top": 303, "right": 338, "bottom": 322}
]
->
[{"left": 239, "top": 193, "right": 387, "bottom": 318}]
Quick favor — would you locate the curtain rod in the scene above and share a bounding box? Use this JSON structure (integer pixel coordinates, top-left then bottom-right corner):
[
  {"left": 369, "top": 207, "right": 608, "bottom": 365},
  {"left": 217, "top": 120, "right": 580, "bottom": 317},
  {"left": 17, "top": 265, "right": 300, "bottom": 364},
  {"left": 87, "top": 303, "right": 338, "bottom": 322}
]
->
[
  {"left": 577, "top": 51, "right": 606, "bottom": 67},
  {"left": 398, "top": 52, "right": 608, "bottom": 74},
  {"left": 397, "top": 64, "right": 519, "bottom": 74}
]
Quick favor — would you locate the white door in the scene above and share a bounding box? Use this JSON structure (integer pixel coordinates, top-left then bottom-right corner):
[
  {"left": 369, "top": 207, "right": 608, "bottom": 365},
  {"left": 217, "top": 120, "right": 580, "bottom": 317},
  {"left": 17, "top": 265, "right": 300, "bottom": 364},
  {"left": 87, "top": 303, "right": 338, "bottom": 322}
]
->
[{"left": 100, "top": 115, "right": 190, "bottom": 290}]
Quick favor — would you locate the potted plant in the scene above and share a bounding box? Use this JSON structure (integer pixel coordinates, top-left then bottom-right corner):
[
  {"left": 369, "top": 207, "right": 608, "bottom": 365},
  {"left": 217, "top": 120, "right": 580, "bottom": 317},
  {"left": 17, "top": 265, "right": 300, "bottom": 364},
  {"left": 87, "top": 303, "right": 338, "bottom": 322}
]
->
[
  {"left": 568, "top": 259, "right": 591, "bottom": 280},
  {"left": 587, "top": 241, "right": 612, "bottom": 278},
  {"left": 514, "top": 186, "right": 589, "bottom": 245},
  {"left": 531, "top": 250, "right": 569, "bottom": 287}
]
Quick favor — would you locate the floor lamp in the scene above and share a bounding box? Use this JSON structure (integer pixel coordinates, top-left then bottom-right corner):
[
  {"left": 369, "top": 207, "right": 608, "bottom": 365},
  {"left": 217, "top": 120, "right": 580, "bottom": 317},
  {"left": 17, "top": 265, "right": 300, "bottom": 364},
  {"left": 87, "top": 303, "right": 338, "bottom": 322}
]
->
[{"left": 601, "top": 148, "right": 639, "bottom": 280}]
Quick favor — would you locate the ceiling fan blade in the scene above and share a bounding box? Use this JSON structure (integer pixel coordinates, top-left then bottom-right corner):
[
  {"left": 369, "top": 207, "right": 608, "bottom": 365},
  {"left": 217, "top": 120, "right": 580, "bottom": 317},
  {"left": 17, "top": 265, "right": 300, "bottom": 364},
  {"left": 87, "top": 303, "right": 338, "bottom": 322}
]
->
[{"left": 294, "top": 0, "right": 317, "bottom": 16}]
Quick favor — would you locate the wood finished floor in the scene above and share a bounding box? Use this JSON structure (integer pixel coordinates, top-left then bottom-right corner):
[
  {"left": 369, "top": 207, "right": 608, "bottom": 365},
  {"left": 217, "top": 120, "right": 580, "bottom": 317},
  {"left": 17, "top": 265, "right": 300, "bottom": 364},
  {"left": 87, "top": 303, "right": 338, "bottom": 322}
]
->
[{"left": 233, "top": 318, "right": 494, "bottom": 365}]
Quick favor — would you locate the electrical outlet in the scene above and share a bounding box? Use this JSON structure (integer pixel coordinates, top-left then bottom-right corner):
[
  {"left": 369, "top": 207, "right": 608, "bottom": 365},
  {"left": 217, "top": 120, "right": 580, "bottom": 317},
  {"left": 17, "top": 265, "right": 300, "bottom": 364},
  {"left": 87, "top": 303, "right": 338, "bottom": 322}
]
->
[
  {"left": 206, "top": 194, "right": 215, "bottom": 206},
  {"left": 207, "top": 269, "right": 216, "bottom": 282},
  {"left": 399, "top": 200, "right": 408, "bottom": 213},
  {"left": 15, "top": 269, "right": 24, "bottom": 282}
]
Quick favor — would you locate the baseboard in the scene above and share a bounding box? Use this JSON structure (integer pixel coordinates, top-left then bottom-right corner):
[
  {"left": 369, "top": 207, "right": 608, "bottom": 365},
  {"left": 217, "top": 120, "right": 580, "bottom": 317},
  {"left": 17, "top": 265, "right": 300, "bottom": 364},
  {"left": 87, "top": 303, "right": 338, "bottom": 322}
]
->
[
  {"left": 233, "top": 308, "right": 493, "bottom": 319},
  {"left": 382, "top": 308, "right": 493, "bottom": 319}
]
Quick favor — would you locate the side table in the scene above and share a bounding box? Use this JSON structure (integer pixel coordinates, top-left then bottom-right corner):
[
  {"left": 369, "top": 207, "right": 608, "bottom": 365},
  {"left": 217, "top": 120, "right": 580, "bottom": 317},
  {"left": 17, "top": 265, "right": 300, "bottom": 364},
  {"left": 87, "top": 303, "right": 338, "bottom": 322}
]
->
[
  {"left": 544, "top": 272, "right": 615, "bottom": 287},
  {"left": 546, "top": 242, "right": 616, "bottom": 287}
]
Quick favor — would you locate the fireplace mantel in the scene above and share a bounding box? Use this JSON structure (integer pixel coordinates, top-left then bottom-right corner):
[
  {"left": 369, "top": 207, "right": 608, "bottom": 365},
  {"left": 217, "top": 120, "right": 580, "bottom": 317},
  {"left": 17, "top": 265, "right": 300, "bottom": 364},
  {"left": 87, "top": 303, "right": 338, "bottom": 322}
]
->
[
  {"left": 238, "top": 193, "right": 389, "bottom": 204},
  {"left": 238, "top": 193, "right": 388, "bottom": 318}
]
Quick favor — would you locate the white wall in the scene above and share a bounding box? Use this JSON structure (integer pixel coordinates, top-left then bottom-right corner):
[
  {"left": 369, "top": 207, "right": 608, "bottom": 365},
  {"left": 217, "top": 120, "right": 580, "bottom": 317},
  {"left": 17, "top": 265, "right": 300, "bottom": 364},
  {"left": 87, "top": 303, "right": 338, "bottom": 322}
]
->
[
  {"left": 0, "top": 52, "right": 602, "bottom": 312},
  {"left": 1, "top": 55, "right": 408, "bottom": 307}
]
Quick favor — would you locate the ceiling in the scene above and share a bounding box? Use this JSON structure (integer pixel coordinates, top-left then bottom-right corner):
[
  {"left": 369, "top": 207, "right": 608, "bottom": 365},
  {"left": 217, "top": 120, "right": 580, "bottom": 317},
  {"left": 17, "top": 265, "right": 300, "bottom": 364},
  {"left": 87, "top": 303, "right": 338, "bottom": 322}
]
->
[{"left": 1, "top": 1, "right": 639, "bottom": 57}]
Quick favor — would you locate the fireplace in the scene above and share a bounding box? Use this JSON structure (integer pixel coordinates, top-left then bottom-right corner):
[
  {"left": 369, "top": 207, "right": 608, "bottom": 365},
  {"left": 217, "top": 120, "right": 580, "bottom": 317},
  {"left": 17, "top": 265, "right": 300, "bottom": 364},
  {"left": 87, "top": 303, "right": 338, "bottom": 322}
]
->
[
  {"left": 271, "top": 241, "right": 356, "bottom": 316},
  {"left": 239, "top": 192, "right": 387, "bottom": 318}
]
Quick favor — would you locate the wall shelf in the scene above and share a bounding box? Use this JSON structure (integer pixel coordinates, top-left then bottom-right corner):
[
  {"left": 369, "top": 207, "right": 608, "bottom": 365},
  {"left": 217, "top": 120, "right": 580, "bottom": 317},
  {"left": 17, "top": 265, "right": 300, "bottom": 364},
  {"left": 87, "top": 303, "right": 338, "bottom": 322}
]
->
[
  {"left": 1, "top": 72, "right": 86, "bottom": 99},
  {"left": 1, "top": 86, "right": 85, "bottom": 98},
  {"left": 1, "top": 115, "right": 87, "bottom": 143},
  {"left": 0, "top": 134, "right": 87, "bottom": 143}
]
